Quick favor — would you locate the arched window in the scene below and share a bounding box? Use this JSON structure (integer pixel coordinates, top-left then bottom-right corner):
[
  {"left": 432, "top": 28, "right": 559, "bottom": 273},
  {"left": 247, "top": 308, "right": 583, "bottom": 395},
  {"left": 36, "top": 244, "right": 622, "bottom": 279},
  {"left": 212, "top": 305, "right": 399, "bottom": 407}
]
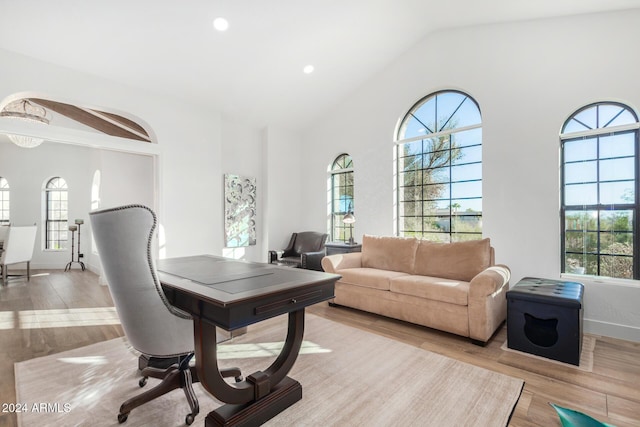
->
[
  {"left": 45, "top": 177, "right": 68, "bottom": 250},
  {"left": 395, "top": 90, "right": 482, "bottom": 242},
  {"left": 561, "top": 102, "right": 639, "bottom": 279},
  {"left": 0, "top": 177, "right": 9, "bottom": 224},
  {"left": 329, "top": 154, "right": 354, "bottom": 242}
]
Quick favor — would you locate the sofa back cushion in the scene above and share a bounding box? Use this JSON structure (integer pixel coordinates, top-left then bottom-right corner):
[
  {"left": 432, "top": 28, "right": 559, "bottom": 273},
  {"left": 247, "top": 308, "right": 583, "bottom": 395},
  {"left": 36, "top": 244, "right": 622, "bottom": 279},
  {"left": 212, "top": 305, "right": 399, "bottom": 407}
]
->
[
  {"left": 414, "top": 238, "right": 492, "bottom": 281},
  {"left": 361, "top": 235, "right": 418, "bottom": 273}
]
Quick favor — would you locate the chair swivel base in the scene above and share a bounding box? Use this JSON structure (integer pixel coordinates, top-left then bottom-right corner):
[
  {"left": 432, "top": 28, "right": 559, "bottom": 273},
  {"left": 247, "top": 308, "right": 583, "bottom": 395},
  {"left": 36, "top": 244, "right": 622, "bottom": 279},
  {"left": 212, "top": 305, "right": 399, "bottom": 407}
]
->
[{"left": 117, "top": 364, "right": 242, "bottom": 425}]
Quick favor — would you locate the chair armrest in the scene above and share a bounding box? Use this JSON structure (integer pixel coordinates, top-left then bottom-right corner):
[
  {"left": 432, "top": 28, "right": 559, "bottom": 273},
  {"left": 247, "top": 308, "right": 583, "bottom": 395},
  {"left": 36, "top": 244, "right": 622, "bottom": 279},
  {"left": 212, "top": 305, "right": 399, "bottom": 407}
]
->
[
  {"left": 469, "top": 264, "right": 511, "bottom": 297},
  {"left": 268, "top": 250, "right": 283, "bottom": 263},
  {"left": 301, "top": 250, "right": 326, "bottom": 271},
  {"left": 321, "top": 253, "right": 363, "bottom": 273}
]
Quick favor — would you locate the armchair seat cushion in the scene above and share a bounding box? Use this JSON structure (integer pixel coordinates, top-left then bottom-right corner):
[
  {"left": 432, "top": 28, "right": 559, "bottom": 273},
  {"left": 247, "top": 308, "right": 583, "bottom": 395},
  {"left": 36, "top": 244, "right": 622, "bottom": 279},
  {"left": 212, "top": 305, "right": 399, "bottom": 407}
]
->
[{"left": 279, "top": 256, "right": 302, "bottom": 267}]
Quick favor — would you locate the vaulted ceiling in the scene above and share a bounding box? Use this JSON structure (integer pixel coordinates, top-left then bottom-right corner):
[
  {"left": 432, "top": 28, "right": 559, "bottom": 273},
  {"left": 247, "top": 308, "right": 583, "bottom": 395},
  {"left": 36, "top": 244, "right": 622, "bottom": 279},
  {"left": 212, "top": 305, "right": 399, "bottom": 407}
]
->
[{"left": 0, "top": 1, "right": 638, "bottom": 131}]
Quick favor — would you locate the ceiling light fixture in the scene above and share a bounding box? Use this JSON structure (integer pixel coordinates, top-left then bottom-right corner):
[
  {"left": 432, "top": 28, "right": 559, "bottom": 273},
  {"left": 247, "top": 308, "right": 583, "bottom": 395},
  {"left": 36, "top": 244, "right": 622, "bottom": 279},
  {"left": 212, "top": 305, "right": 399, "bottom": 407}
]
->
[
  {"left": 0, "top": 99, "right": 49, "bottom": 148},
  {"left": 213, "top": 17, "right": 229, "bottom": 32},
  {"left": 303, "top": 65, "right": 315, "bottom": 74}
]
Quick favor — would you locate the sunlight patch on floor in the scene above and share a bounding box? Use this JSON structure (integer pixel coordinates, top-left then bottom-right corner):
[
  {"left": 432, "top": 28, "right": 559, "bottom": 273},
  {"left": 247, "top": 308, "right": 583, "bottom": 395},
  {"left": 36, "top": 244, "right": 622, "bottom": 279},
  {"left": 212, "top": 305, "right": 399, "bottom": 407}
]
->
[{"left": 0, "top": 307, "right": 122, "bottom": 329}]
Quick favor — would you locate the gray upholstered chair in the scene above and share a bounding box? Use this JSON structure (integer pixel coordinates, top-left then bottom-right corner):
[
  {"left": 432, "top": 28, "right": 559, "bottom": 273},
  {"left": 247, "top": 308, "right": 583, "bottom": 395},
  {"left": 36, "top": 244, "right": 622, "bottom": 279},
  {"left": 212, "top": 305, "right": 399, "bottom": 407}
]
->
[
  {"left": 0, "top": 224, "right": 37, "bottom": 285},
  {"left": 90, "top": 204, "right": 240, "bottom": 425},
  {"left": 268, "top": 231, "right": 328, "bottom": 271}
]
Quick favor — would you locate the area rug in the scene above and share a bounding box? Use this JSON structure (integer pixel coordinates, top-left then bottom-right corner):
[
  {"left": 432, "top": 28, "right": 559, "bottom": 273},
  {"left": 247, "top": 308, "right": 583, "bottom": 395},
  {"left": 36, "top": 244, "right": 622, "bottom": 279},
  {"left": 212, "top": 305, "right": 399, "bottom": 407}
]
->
[
  {"left": 15, "top": 314, "right": 524, "bottom": 427},
  {"left": 500, "top": 335, "right": 595, "bottom": 372}
]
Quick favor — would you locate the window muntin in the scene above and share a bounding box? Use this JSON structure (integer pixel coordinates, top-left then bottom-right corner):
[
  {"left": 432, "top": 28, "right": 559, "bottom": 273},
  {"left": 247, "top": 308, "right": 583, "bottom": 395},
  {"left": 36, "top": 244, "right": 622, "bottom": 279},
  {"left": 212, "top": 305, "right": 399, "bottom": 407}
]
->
[
  {"left": 561, "top": 102, "right": 639, "bottom": 280},
  {"left": 329, "top": 154, "right": 354, "bottom": 242},
  {"left": 0, "top": 177, "right": 8, "bottom": 224},
  {"left": 45, "top": 177, "right": 68, "bottom": 250},
  {"left": 396, "top": 90, "right": 482, "bottom": 242}
]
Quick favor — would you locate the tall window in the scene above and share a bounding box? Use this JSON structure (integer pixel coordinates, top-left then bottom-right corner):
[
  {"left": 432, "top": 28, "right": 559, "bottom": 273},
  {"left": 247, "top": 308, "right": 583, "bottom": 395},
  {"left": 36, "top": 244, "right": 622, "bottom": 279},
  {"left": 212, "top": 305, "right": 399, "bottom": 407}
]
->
[
  {"left": 561, "top": 102, "right": 639, "bottom": 280},
  {"left": 329, "top": 154, "right": 354, "bottom": 242},
  {"left": 395, "top": 90, "right": 482, "bottom": 242},
  {"left": 45, "top": 177, "right": 68, "bottom": 250},
  {"left": 0, "top": 177, "right": 9, "bottom": 224}
]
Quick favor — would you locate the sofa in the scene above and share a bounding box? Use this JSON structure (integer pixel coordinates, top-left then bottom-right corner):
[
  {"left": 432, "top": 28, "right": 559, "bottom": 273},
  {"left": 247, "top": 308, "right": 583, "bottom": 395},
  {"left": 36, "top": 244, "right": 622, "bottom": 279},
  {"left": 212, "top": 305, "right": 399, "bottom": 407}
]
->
[{"left": 321, "top": 235, "right": 510, "bottom": 344}]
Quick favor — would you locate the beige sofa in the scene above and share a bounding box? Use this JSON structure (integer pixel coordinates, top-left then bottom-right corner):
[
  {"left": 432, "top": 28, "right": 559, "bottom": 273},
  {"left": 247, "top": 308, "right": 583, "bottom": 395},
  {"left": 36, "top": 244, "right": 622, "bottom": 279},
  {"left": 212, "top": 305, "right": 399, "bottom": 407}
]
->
[{"left": 321, "top": 235, "right": 510, "bottom": 344}]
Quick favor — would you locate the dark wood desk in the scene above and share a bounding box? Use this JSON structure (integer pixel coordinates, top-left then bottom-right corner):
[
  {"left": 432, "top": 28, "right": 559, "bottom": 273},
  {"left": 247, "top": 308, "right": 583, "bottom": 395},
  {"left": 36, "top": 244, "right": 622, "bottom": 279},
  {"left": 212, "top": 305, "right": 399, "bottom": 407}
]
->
[{"left": 157, "top": 255, "right": 339, "bottom": 426}]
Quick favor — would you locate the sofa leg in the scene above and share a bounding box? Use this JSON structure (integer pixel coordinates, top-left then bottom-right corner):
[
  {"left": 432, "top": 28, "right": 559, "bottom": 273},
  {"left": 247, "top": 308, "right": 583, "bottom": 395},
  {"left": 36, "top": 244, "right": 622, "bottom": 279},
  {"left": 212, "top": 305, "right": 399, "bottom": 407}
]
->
[
  {"left": 470, "top": 339, "right": 487, "bottom": 347},
  {"left": 328, "top": 301, "right": 341, "bottom": 308}
]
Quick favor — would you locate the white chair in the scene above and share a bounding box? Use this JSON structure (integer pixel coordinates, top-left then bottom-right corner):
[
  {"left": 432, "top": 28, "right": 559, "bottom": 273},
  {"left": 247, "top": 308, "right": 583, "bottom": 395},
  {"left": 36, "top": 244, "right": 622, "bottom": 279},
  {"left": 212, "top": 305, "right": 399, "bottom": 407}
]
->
[
  {"left": 0, "top": 225, "right": 37, "bottom": 285},
  {"left": 90, "top": 204, "right": 241, "bottom": 425}
]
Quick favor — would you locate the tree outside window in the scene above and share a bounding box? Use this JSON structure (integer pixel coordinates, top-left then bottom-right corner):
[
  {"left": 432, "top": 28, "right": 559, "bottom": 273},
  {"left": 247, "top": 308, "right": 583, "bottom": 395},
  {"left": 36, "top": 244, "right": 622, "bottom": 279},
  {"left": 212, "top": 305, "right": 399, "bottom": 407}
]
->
[{"left": 395, "top": 90, "right": 482, "bottom": 242}]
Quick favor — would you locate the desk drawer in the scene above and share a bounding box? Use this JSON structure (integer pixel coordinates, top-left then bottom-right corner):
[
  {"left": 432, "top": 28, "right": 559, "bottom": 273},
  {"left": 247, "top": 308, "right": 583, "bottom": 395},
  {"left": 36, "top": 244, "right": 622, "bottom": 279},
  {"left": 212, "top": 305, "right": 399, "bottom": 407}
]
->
[
  {"left": 201, "top": 282, "right": 335, "bottom": 330},
  {"left": 254, "top": 290, "right": 322, "bottom": 315}
]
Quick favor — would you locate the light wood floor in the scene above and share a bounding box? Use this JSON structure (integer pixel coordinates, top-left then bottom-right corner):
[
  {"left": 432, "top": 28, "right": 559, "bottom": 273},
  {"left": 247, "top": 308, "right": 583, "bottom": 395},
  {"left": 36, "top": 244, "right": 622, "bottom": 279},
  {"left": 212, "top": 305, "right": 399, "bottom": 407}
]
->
[{"left": 1, "top": 270, "right": 638, "bottom": 427}]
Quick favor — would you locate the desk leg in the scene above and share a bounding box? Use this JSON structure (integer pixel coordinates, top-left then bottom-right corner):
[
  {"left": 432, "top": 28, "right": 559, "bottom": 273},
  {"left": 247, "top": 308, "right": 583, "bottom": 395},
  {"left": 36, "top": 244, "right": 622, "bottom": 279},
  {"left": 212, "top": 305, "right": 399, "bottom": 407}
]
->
[{"left": 193, "top": 309, "right": 305, "bottom": 426}]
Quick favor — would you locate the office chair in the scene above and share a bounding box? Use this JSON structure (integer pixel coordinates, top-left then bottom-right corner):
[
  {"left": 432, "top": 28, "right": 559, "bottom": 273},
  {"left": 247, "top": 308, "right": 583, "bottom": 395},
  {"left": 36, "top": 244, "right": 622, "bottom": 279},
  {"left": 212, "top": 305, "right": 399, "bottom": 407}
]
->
[{"left": 90, "top": 205, "right": 241, "bottom": 425}]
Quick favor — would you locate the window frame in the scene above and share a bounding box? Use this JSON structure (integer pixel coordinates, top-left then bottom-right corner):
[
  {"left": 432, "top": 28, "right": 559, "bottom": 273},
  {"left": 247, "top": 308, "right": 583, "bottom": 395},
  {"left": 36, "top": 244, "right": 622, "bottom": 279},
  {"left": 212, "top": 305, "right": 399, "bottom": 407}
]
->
[
  {"left": 329, "top": 153, "right": 354, "bottom": 242},
  {"left": 560, "top": 102, "right": 640, "bottom": 280},
  {"left": 45, "top": 177, "right": 69, "bottom": 250},
  {"left": 0, "top": 177, "right": 9, "bottom": 225},
  {"left": 395, "top": 89, "right": 483, "bottom": 242}
]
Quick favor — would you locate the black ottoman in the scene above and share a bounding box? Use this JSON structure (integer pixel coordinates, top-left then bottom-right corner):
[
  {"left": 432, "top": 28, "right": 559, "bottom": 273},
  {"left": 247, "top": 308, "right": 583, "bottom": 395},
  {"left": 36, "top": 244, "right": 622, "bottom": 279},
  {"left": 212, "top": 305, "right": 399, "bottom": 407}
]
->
[{"left": 507, "top": 277, "right": 584, "bottom": 365}]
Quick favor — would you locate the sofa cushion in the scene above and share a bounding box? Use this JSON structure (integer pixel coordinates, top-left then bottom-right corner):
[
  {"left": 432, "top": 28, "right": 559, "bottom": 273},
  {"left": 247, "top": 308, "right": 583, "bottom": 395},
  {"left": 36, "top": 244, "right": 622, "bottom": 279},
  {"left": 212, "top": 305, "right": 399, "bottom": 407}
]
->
[
  {"left": 414, "top": 238, "right": 491, "bottom": 282},
  {"left": 337, "top": 268, "right": 409, "bottom": 291},
  {"left": 390, "top": 275, "right": 469, "bottom": 306},
  {"left": 361, "top": 235, "right": 418, "bottom": 273}
]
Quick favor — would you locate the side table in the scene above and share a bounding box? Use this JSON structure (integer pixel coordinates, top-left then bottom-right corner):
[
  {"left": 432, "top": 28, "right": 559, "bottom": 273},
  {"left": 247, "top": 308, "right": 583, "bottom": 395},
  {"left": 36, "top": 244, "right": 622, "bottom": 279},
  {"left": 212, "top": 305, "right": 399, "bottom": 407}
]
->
[{"left": 325, "top": 242, "right": 362, "bottom": 255}]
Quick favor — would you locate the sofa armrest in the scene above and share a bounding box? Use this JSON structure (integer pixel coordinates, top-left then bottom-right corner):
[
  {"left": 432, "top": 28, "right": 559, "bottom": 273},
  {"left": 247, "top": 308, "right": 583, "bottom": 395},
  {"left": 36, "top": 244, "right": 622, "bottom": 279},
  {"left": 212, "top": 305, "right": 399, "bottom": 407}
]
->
[
  {"left": 301, "top": 250, "right": 326, "bottom": 271},
  {"left": 469, "top": 264, "right": 511, "bottom": 297},
  {"left": 321, "top": 252, "right": 363, "bottom": 273},
  {"left": 468, "top": 264, "right": 510, "bottom": 343}
]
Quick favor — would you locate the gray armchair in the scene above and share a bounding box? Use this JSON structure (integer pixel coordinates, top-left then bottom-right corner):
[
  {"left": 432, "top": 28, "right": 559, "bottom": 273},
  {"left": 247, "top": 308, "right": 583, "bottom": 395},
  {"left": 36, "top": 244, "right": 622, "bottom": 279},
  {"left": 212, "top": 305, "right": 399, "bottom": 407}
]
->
[
  {"left": 268, "top": 231, "right": 328, "bottom": 271},
  {"left": 90, "top": 205, "right": 241, "bottom": 425}
]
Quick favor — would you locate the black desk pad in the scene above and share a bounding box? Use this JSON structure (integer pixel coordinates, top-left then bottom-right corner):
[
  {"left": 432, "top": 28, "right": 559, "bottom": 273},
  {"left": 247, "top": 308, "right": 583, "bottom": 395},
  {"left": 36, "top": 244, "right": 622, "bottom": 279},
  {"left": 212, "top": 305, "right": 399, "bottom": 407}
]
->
[{"left": 157, "top": 256, "right": 277, "bottom": 294}]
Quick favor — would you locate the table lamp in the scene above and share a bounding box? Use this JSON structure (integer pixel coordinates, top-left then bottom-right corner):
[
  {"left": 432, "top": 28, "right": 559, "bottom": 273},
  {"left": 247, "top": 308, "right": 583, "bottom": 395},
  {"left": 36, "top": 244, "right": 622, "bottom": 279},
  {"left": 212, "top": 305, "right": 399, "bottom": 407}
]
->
[{"left": 343, "top": 205, "right": 356, "bottom": 245}]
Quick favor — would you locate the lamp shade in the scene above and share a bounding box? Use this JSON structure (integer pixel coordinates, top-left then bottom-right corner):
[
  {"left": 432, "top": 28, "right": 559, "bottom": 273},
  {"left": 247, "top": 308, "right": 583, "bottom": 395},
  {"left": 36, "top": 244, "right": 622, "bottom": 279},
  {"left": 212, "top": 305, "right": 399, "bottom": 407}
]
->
[{"left": 343, "top": 213, "right": 356, "bottom": 224}]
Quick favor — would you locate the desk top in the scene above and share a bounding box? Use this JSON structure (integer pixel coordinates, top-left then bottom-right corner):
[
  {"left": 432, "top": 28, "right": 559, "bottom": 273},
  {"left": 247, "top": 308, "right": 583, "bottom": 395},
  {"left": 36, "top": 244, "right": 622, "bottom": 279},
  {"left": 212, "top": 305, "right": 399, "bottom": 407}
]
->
[{"left": 157, "top": 255, "right": 340, "bottom": 307}]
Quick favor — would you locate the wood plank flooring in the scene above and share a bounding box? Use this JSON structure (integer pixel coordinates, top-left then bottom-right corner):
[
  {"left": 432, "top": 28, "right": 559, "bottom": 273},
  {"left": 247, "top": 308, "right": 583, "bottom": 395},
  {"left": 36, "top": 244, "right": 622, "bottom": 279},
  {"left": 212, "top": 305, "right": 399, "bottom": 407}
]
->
[{"left": 1, "top": 269, "right": 638, "bottom": 426}]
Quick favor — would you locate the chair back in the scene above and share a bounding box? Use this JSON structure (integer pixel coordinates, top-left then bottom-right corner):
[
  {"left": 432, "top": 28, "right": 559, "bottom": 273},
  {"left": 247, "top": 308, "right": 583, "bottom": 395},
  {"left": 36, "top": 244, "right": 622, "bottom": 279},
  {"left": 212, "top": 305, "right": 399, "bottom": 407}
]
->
[
  {"left": 90, "top": 205, "right": 193, "bottom": 358},
  {"left": 292, "top": 231, "right": 328, "bottom": 255},
  {"left": 1, "top": 225, "right": 37, "bottom": 265}
]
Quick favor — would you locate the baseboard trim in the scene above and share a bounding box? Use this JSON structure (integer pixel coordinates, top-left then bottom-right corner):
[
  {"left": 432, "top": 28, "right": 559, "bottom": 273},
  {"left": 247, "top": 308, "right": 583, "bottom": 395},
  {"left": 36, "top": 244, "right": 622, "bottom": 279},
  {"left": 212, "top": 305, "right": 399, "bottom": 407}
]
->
[{"left": 584, "top": 318, "right": 640, "bottom": 343}]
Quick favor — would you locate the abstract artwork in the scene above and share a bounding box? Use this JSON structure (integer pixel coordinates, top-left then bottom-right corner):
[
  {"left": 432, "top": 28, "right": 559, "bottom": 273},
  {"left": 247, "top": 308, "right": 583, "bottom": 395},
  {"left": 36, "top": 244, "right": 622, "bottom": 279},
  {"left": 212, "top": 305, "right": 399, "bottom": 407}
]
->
[{"left": 224, "top": 174, "right": 257, "bottom": 247}]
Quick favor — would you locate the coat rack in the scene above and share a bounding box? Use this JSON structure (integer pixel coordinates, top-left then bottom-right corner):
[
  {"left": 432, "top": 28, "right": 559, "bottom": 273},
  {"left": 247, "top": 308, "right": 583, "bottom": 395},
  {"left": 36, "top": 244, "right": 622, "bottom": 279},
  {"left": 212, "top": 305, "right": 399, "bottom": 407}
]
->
[{"left": 65, "top": 219, "right": 86, "bottom": 271}]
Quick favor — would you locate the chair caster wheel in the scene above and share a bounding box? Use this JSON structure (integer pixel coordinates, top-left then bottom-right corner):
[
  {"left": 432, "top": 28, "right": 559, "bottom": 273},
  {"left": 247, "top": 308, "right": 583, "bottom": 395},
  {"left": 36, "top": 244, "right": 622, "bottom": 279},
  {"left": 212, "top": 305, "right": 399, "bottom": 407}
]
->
[
  {"left": 234, "top": 375, "right": 243, "bottom": 383},
  {"left": 139, "top": 377, "right": 148, "bottom": 387},
  {"left": 185, "top": 414, "right": 195, "bottom": 425},
  {"left": 118, "top": 413, "right": 128, "bottom": 423}
]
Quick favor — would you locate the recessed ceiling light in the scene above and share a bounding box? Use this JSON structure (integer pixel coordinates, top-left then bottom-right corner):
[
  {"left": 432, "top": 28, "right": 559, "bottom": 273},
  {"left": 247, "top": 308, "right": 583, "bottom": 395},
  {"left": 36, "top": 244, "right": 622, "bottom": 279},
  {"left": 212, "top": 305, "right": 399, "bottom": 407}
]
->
[
  {"left": 213, "top": 17, "right": 229, "bottom": 32},
  {"left": 303, "top": 65, "right": 314, "bottom": 74}
]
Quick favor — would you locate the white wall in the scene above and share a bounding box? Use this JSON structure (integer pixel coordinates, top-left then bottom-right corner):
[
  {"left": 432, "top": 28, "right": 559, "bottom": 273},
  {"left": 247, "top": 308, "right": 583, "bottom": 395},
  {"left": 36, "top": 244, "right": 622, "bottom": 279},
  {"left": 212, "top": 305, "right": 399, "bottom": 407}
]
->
[
  {"left": 264, "top": 126, "right": 304, "bottom": 252},
  {"left": 0, "top": 48, "right": 237, "bottom": 265},
  {"left": 220, "top": 115, "right": 265, "bottom": 261},
  {"left": 300, "top": 10, "right": 640, "bottom": 341},
  {"left": 0, "top": 48, "right": 297, "bottom": 269}
]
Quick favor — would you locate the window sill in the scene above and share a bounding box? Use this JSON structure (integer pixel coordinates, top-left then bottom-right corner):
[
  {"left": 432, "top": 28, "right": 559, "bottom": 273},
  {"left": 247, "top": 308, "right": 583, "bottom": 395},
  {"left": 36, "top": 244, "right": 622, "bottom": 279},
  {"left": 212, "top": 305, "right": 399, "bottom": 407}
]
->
[{"left": 561, "top": 273, "right": 640, "bottom": 289}]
